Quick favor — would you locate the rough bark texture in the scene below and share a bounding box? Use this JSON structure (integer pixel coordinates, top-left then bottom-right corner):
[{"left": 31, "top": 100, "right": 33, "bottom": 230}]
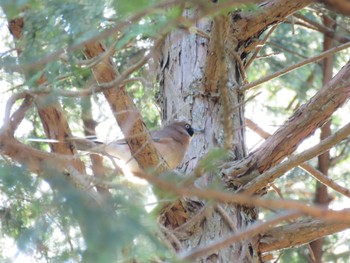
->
[
  {"left": 259, "top": 219, "right": 350, "bottom": 252},
  {"left": 158, "top": 7, "right": 256, "bottom": 261},
  {"left": 157, "top": 1, "right": 313, "bottom": 261},
  {"left": 227, "top": 58, "right": 350, "bottom": 192}
]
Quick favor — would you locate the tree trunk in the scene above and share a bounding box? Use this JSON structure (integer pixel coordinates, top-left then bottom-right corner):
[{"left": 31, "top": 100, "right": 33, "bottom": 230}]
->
[{"left": 158, "top": 9, "right": 256, "bottom": 262}]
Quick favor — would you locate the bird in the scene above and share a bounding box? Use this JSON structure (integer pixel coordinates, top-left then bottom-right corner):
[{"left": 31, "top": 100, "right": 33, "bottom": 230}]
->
[{"left": 74, "top": 121, "right": 201, "bottom": 173}]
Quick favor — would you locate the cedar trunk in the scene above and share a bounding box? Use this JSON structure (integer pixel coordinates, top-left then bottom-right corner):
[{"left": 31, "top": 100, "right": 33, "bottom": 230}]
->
[{"left": 158, "top": 10, "right": 256, "bottom": 262}]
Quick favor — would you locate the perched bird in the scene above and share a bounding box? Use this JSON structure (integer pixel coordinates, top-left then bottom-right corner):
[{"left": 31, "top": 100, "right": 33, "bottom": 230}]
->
[{"left": 75, "top": 121, "right": 201, "bottom": 172}]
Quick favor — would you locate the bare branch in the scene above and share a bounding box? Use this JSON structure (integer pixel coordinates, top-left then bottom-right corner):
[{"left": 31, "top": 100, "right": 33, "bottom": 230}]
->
[
  {"left": 300, "top": 163, "right": 350, "bottom": 199},
  {"left": 242, "top": 41, "right": 350, "bottom": 91},
  {"left": 293, "top": 13, "right": 350, "bottom": 43},
  {"left": 233, "top": 0, "right": 313, "bottom": 43},
  {"left": 245, "top": 25, "right": 278, "bottom": 70},
  {"left": 84, "top": 38, "right": 168, "bottom": 173}
]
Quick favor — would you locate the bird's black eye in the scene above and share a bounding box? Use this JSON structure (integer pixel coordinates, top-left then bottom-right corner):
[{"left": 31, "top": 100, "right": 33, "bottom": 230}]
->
[{"left": 184, "top": 124, "right": 194, "bottom": 136}]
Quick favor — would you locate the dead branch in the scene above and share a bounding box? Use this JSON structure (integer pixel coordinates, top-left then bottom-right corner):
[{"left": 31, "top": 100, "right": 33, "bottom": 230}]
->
[{"left": 300, "top": 163, "right": 350, "bottom": 199}]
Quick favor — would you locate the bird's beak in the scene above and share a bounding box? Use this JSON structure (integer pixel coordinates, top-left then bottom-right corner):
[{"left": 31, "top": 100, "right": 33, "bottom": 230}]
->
[{"left": 192, "top": 127, "right": 204, "bottom": 134}]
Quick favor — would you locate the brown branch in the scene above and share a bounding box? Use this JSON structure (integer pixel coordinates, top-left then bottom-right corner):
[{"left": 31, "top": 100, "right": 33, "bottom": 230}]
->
[
  {"left": 0, "top": 132, "right": 76, "bottom": 174},
  {"left": 3, "top": 91, "right": 32, "bottom": 133},
  {"left": 293, "top": 13, "right": 350, "bottom": 43},
  {"left": 83, "top": 39, "right": 168, "bottom": 173},
  {"left": 246, "top": 119, "right": 350, "bottom": 199},
  {"left": 300, "top": 163, "right": 350, "bottom": 199},
  {"left": 0, "top": 131, "right": 102, "bottom": 203},
  {"left": 133, "top": 171, "right": 350, "bottom": 222},
  {"left": 225, "top": 58, "right": 350, "bottom": 186},
  {"left": 7, "top": 94, "right": 34, "bottom": 134},
  {"left": 319, "top": 0, "right": 350, "bottom": 16},
  {"left": 241, "top": 121, "right": 350, "bottom": 194},
  {"left": 241, "top": 41, "right": 350, "bottom": 91},
  {"left": 7, "top": 16, "right": 87, "bottom": 180},
  {"left": 233, "top": 0, "right": 313, "bottom": 43},
  {"left": 245, "top": 25, "right": 278, "bottom": 70},
  {"left": 259, "top": 219, "right": 350, "bottom": 253},
  {"left": 215, "top": 204, "right": 238, "bottom": 232}
]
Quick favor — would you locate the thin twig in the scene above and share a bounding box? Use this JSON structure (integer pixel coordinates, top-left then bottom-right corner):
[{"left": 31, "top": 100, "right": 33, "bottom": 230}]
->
[
  {"left": 241, "top": 41, "right": 350, "bottom": 91},
  {"left": 293, "top": 13, "right": 350, "bottom": 43},
  {"left": 7, "top": 94, "right": 34, "bottom": 134},
  {"left": 3, "top": 91, "right": 31, "bottom": 129},
  {"left": 245, "top": 25, "right": 277, "bottom": 70},
  {"left": 300, "top": 163, "right": 350, "bottom": 199}
]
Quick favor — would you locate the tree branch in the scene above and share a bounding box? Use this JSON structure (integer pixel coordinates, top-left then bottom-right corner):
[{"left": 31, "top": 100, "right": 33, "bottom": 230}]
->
[
  {"left": 241, "top": 121, "right": 350, "bottom": 194},
  {"left": 133, "top": 171, "right": 350, "bottom": 222},
  {"left": 225, "top": 59, "right": 350, "bottom": 184},
  {"left": 293, "top": 13, "right": 350, "bottom": 43},
  {"left": 83, "top": 40, "right": 168, "bottom": 173},
  {"left": 233, "top": 0, "right": 313, "bottom": 43},
  {"left": 241, "top": 41, "right": 350, "bottom": 91},
  {"left": 245, "top": 118, "right": 350, "bottom": 199},
  {"left": 259, "top": 219, "right": 350, "bottom": 253}
]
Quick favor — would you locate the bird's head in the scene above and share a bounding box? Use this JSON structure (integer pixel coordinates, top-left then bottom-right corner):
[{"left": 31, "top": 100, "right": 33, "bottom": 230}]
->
[{"left": 167, "top": 121, "right": 203, "bottom": 138}]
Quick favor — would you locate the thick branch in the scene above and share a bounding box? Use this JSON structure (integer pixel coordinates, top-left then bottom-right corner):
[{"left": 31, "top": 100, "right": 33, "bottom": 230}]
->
[
  {"left": 259, "top": 219, "right": 350, "bottom": 253},
  {"left": 246, "top": 119, "right": 350, "bottom": 199},
  {"left": 241, "top": 121, "right": 350, "bottom": 194},
  {"left": 233, "top": 0, "right": 313, "bottom": 43},
  {"left": 225, "top": 59, "right": 350, "bottom": 184}
]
